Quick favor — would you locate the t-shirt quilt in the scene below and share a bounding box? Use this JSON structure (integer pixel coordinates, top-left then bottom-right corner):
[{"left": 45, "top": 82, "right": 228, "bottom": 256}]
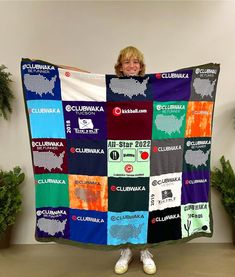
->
[{"left": 21, "top": 59, "right": 220, "bottom": 248}]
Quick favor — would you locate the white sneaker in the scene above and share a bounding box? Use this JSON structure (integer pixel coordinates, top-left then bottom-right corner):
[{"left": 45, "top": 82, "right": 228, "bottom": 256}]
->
[
  {"left": 140, "top": 249, "right": 157, "bottom": 275},
  {"left": 114, "top": 248, "right": 133, "bottom": 274}
]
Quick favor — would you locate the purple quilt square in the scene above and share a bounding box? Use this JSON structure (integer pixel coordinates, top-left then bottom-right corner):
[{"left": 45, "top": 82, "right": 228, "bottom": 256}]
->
[
  {"left": 63, "top": 101, "right": 107, "bottom": 140},
  {"left": 150, "top": 69, "right": 193, "bottom": 101},
  {"left": 35, "top": 207, "right": 69, "bottom": 239},
  {"left": 182, "top": 170, "right": 210, "bottom": 204}
]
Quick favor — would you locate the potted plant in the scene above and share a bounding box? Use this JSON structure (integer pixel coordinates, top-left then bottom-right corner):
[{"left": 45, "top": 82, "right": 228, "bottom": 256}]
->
[
  {"left": 0, "top": 64, "right": 14, "bottom": 120},
  {"left": 0, "top": 166, "right": 25, "bottom": 248},
  {"left": 211, "top": 156, "right": 235, "bottom": 244}
]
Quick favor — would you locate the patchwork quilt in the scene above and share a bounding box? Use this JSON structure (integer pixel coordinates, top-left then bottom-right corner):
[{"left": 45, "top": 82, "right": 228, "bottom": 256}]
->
[{"left": 21, "top": 59, "right": 220, "bottom": 248}]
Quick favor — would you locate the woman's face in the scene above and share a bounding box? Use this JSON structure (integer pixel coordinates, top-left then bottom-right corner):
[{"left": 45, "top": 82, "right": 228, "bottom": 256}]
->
[{"left": 120, "top": 56, "right": 141, "bottom": 76}]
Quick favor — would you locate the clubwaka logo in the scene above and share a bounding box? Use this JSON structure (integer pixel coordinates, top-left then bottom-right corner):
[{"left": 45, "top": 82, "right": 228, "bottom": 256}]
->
[
  {"left": 65, "top": 105, "right": 104, "bottom": 113},
  {"left": 110, "top": 185, "right": 146, "bottom": 192},
  {"left": 152, "top": 145, "right": 182, "bottom": 152},
  {"left": 32, "top": 141, "right": 64, "bottom": 148},
  {"left": 36, "top": 209, "right": 67, "bottom": 216},
  {"left": 22, "top": 64, "right": 55, "bottom": 70},
  {"left": 156, "top": 72, "right": 189, "bottom": 79},
  {"left": 185, "top": 178, "right": 207, "bottom": 185},
  {"left": 113, "top": 107, "right": 147, "bottom": 116},
  {"left": 156, "top": 104, "right": 185, "bottom": 111},
  {"left": 195, "top": 68, "right": 217, "bottom": 75},
  {"left": 35, "top": 179, "right": 66, "bottom": 185},
  {"left": 70, "top": 147, "right": 105, "bottom": 154},
  {"left": 28, "top": 108, "right": 61, "bottom": 114},
  {"left": 186, "top": 140, "right": 211, "bottom": 147},
  {"left": 151, "top": 213, "right": 180, "bottom": 224},
  {"left": 110, "top": 214, "right": 144, "bottom": 221},
  {"left": 184, "top": 203, "right": 208, "bottom": 211},
  {"left": 71, "top": 215, "right": 104, "bottom": 223},
  {"left": 152, "top": 176, "right": 181, "bottom": 186}
]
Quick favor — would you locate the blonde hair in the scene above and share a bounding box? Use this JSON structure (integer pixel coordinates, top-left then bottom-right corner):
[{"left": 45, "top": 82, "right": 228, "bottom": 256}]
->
[{"left": 114, "top": 46, "right": 146, "bottom": 77}]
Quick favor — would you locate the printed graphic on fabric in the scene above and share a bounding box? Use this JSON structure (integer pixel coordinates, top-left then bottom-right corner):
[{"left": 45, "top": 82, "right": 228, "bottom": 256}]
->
[
  {"left": 35, "top": 174, "right": 69, "bottom": 208},
  {"left": 21, "top": 61, "right": 61, "bottom": 100},
  {"left": 149, "top": 173, "right": 182, "bottom": 211},
  {"left": 36, "top": 207, "right": 69, "bottom": 238},
  {"left": 152, "top": 101, "right": 187, "bottom": 139},
  {"left": 69, "top": 175, "right": 108, "bottom": 212},
  {"left": 181, "top": 202, "right": 211, "bottom": 238},
  {"left": 148, "top": 207, "right": 181, "bottom": 243},
  {"left": 185, "top": 101, "right": 214, "bottom": 137},
  {"left": 150, "top": 138, "right": 184, "bottom": 175},
  {"left": 190, "top": 65, "right": 219, "bottom": 101},
  {"left": 183, "top": 138, "right": 211, "bottom": 171},
  {"left": 182, "top": 170, "right": 210, "bottom": 204},
  {"left": 70, "top": 209, "right": 107, "bottom": 244},
  {"left": 32, "top": 139, "right": 68, "bottom": 174},
  {"left": 59, "top": 68, "right": 106, "bottom": 101},
  {"left": 106, "top": 75, "right": 152, "bottom": 101},
  {"left": 62, "top": 101, "right": 106, "bottom": 139},
  {"left": 107, "top": 211, "right": 148, "bottom": 245},
  {"left": 108, "top": 140, "right": 150, "bottom": 177},
  {"left": 150, "top": 69, "right": 193, "bottom": 101},
  {"left": 107, "top": 101, "right": 153, "bottom": 140},
  {"left": 27, "top": 100, "right": 65, "bottom": 138},
  {"left": 67, "top": 139, "right": 107, "bottom": 176},
  {"left": 108, "top": 177, "right": 149, "bottom": 212}
]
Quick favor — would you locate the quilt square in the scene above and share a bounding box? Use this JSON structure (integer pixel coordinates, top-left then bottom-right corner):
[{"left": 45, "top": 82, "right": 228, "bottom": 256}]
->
[
  {"left": 108, "top": 177, "right": 149, "bottom": 212},
  {"left": 185, "top": 101, "right": 214, "bottom": 137},
  {"left": 107, "top": 101, "right": 153, "bottom": 140},
  {"left": 32, "top": 138, "right": 68, "bottom": 174},
  {"left": 152, "top": 101, "right": 187, "bottom": 139},
  {"left": 190, "top": 65, "right": 219, "bottom": 101},
  {"left": 150, "top": 138, "right": 184, "bottom": 175},
  {"left": 108, "top": 140, "right": 150, "bottom": 177},
  {"left": 147, "top": 207, "right": 181, "bottom": 243},
  {"left": 181, "top": 170, "right": 210, "bottom": 204},
  {"left": 69, "top": 209, "right": 107, "bottom": 245},
  {"left": 183, "top": 138, "right": 211, "bottom": 171},
  {"left": 67, "top": 139, "right": 107, "bottom": 176},
  {"left": 21, "top": 61, "right": 61, "bottom": 100},
  {"left": 181, "top": 203, "right": 211, "bottom": 238},
  {"left": 107, "top": 211, "right": 148, "bottom": 245},
  {"left": 62, "top": 101, "right": 107, "bottom": 139},
  {"left": 68, "top": 175, "right": 108, "bottom": 212},
  {"left": 36, "top": 207, "right": 69, "bottom": 239},
  {"left": 35, "top": 174, "right": 69, "bottom": 208},
  {"left": 27, "top": 100, "right": 66, "bottom": 138},
  {"left": 149, "top": 173, "right": 182, "bottom": 211},
  {"left": 151, "top": 69, "right": 193, "bottom": 101},
  {"left": 59, "top": 69, "right": 106, "bottom": 101}
]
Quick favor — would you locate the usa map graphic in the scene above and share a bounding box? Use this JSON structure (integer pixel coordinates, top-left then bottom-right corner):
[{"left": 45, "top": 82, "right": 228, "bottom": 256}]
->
[{"left": 21, "top": 59, "right": 220, "bottom": 247}]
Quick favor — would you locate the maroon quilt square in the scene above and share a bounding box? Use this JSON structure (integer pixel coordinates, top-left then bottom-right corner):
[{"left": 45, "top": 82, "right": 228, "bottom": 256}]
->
[{"left": 107, "top": 101, "right": 153, "bottom": 140}]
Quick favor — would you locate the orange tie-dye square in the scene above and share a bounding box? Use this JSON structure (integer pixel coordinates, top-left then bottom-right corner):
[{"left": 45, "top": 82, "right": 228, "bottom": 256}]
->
[
  {"left": 69, "top": 175, "right": 108, "bottom": 212},
  {"left": 185, "top": 101, "right": 214, "bottom": 137}
]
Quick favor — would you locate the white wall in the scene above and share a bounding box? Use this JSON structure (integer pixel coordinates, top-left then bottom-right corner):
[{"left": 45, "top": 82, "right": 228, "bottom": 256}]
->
[{"left": 0, "top": 1, "right": 234, "bottom": 244}]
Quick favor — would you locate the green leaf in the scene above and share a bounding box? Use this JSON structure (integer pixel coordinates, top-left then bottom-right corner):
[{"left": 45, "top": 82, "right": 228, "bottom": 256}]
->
[
  {"left": 0, "top": 167, "right": 24, "bottom": 236},
  {"left": 211, "top": 156, "right": 235, "bottom": 225}
]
